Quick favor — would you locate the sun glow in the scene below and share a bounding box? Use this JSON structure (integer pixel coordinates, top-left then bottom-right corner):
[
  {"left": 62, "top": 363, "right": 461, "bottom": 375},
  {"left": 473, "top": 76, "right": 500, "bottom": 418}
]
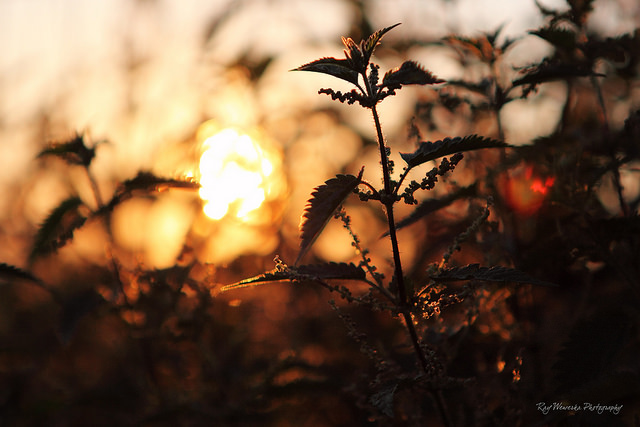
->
[{"left": 197, "top": 123, "right": 284, "bottom": 223}]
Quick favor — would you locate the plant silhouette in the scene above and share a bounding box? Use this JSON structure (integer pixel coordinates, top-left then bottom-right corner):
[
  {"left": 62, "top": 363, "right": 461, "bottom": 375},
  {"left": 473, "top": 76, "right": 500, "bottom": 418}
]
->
[{"left": 1, "top": 1, "right": 640, "bottom": 425}]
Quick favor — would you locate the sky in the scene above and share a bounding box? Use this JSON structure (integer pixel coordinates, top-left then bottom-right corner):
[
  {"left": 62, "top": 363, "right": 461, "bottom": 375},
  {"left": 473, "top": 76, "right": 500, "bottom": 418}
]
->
[{"left": 1, "top": 0, "right": 638, "bottom": 267}]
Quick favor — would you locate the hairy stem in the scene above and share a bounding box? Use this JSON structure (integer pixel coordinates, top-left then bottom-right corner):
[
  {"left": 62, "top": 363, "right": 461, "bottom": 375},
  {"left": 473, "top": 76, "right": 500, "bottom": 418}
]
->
[
  {"left": 371, "top": 104, "right": 452, "bottom": 427},
  {"left": 371, "top": 105, "right": 406, "bottom": 303}
]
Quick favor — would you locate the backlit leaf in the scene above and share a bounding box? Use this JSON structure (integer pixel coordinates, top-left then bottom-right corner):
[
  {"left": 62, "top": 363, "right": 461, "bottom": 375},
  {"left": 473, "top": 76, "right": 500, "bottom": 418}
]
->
[
  {"left": 431, "top": 264, "right": 557, "bottom": 286},
  {"left": 381, "top": 60, "right": 444, "bottom": 88},
  {"left": 512, "top": 60, "right": 596, "bottom": 90},
  {"left": 296, "top": 169, "right": 363, "bottom": 265},
  {"left": 30, "top": 197, "right": 87, "bottom": 263},
  {"left": 221, "top": 262, "right": 366, "bottom": 292},
  {"left": 400, "top": 135, "right": 507, "bottom": 169},
  {"left": 101, "top": 172, "right": 200, "bottom": 213},
  {"left": 530, "top": 27, "right": 578, "bottom": 51},
  {"left": 39, "top": 133, "right": 96, "bottom": 167},
  {"left": 0, "top": 263, "right": 42, "bottom": 285},
  {"left": 293, "top": 57, "right": 360, "bottom": 86},
  {"left": 386, "top": 185, "right": 477, "bottom": 236},
  {"left": 362, "top": 23, "right": 401, "bottom": 63}
]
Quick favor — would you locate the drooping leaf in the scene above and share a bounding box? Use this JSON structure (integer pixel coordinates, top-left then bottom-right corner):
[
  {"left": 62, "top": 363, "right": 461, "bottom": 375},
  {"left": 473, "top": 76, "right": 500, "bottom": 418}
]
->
[
  {"left": 386, "top": 184, "right": 477, "bottom": 236},
  {"left": 362, "top": 23, "right": 401, "bottom": 64},
  {"left": 381, "top": 60, "right": 444, "bottom": 88},
  {"left": 296, "top": 168, "right": 363, "bottom": 265},
  {"left": 39, "top": 133, "right": 97, "bottom": 167},
  {"left": 30, "top": 197, "right": 87, "bottom": 263},
  {"left": 431, "top": 264, "right": 557, "bottom": 286},
  {"left": 400, "top": 135, "right": 507, "bottom": 169},
  {"left": 221, "top": 262, "right": 366, "bottom": 292},
  {"left": 101, "top": 172, "right": 200, "bottom": 214},
  {"left": 0, "top": 263, "right": 42, "bottom": 285},
  {"left": 293, "top": 57, "right": 360, "bottom": 86}
]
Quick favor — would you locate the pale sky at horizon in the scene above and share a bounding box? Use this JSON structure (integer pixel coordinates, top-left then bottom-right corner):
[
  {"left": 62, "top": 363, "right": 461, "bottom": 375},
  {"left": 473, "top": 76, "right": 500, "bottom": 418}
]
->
[{"left": 1, "top": 0, "right": 638, "bottom": 266}]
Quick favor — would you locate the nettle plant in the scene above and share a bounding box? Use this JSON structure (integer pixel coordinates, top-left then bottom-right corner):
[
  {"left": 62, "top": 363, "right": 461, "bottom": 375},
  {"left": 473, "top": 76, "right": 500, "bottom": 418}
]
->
[
  {"left": 222, "top": 24, "right": 555, "bottom": 424},
  {"left": 0, "top": 133, "right": 200, "bottom": 338}
]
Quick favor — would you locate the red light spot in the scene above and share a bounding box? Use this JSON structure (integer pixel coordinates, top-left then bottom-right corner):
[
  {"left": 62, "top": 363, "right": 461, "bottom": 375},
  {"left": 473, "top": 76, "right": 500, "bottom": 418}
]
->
[
  {"left": 502, "top": 165, "right": 555, "bottom": 216},
  {"left": 530, "top": 176, "right": 555, "bottom": 195}
]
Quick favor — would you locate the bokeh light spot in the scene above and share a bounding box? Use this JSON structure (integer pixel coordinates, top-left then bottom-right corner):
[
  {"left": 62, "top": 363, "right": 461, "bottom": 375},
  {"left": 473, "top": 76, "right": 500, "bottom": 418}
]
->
[{"left": 197, "top": 123, "right": 285, "bottom": 223}]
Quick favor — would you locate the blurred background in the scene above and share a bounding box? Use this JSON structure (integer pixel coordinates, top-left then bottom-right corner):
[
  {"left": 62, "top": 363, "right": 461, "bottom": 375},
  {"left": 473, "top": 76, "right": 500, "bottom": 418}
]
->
[
  {"left": 2, "top": 0, "right": 637, "bottom": 271},
  {"left": 2, "top": 0, "right": 640, "bottom": 425}
]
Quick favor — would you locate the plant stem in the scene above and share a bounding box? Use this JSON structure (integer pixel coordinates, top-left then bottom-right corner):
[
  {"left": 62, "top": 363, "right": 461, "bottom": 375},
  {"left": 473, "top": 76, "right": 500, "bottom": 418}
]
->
[
  {"left": 371, "top": 104, "right": 452, "bottom": 427},
  {"left": 371, "top": 105, "right": 407, "bottom": 303}
]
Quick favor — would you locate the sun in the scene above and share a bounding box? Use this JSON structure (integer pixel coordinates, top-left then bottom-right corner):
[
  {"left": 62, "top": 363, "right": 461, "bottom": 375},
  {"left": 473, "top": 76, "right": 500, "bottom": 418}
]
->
[{"left": 196, "top": 122, "right": 284, "bottom": 223}]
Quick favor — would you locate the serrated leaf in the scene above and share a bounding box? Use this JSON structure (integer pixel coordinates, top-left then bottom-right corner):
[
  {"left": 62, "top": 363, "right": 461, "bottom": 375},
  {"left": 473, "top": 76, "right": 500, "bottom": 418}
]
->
[
  {"left": 400, "top": 135, "right": 507, "bottom": 169},
  {"left": 120, "top": 171, "right": 200, "bottom": 193},
  {"left": 431, "top": 264, "right": 557, "bottom": 286},
  {"left": 512, "top": 60, "right": 597, "bottom": 89},
  {"left": 295, "top": 262, "right": 366, "bottom": 281},
  {"left": 0, "top": 263, "right": 42, "bottom": 285},
  {"left": 30, "top": 197, "right": 87, "bottom": 263},
  {"left": 381, "top": 60, "right": 444, "bottom": 88},
  {"left": 362, "top": 23, "right": 401, "bottom": 63},
  {"left": 386, "top": 185, "right": 477, "bottom": 236},
  {"left": 342, "top": 36, "right": 366, "bottom": 72},
  {"left": 39, "top": 133, "right": 96, "bottom": 167},
  {"left": 221, "top": 262, "right": 366, "bottom": 292},
  {"left": 100, "top": 172, "right": 200, "bottom": 214},
  {"left": 530, "top": 27, "right": 578, "bottom": 51},
  {"left": 296, "top": 169, "right": 363, "bottom": 265},
  {"left": 292, "top": 57, "right": 360, "bottom": 86}
]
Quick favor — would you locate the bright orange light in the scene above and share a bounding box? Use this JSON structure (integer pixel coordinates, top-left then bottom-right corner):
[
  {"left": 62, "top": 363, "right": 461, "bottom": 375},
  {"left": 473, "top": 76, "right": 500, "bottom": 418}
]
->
[
  {"left": 503, "top": 165, "right": 555, "bottom": 216},
  {"left": 196, "top": 123, "right": 284, "bottom": 223},
  {"left": 530, "top": 176, "right": 555, "bottom": 195}
]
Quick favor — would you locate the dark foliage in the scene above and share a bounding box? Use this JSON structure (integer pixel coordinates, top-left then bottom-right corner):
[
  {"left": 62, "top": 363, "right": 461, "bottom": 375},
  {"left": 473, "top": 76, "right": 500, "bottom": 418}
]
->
[{"left": 2, "top": 3, "right": 640, "bottom": 426}]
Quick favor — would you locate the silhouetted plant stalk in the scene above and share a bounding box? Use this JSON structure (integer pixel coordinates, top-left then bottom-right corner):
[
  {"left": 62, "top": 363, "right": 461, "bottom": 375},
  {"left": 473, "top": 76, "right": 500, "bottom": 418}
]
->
[{"left": 222, "top": 22, "right": 557, "bottom": 425}]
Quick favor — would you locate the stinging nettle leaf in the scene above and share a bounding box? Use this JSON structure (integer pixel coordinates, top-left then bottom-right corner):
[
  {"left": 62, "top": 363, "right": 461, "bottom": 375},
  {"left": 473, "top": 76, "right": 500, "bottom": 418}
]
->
[
  {"left": 512, "top": 61, "right": 598, "bottom": 90},
  {"left": 400, "top": 135, "right": 508, "bottom": 169},
  {"left": 100, "top": 171, "right": 200, "bottom": 214},
  {"left": 431, "top": 264, "right": 557, "bottom": 287},
  {"left": 0, "top": 263, "right": 42, "bottom": 286},
  {"left": 381, "top": 60, "right": 444, "bottom": 88},
  {"left": 386, "top": 184, "right": 477, "bottom": 236},
  {"left": 530, "top": 27, "right": 578, "bottom": 51},
  {"left": 39, "top": 133, "right": 97, "bottom": 167},
  {"left": 292, "top": 57, "right": 360, "bottom": 86},
  {"left": 296, "top": 168, "right": 364, "bottom": 265},
  {"left": 221, "top": 262, "right": 366, "bottom": 292},
  {"left": 362, "top": 23, "right": 401, "bottom": 63},
  {"left": 30, "top": 197, "right": 87, "bottom": 263}
]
